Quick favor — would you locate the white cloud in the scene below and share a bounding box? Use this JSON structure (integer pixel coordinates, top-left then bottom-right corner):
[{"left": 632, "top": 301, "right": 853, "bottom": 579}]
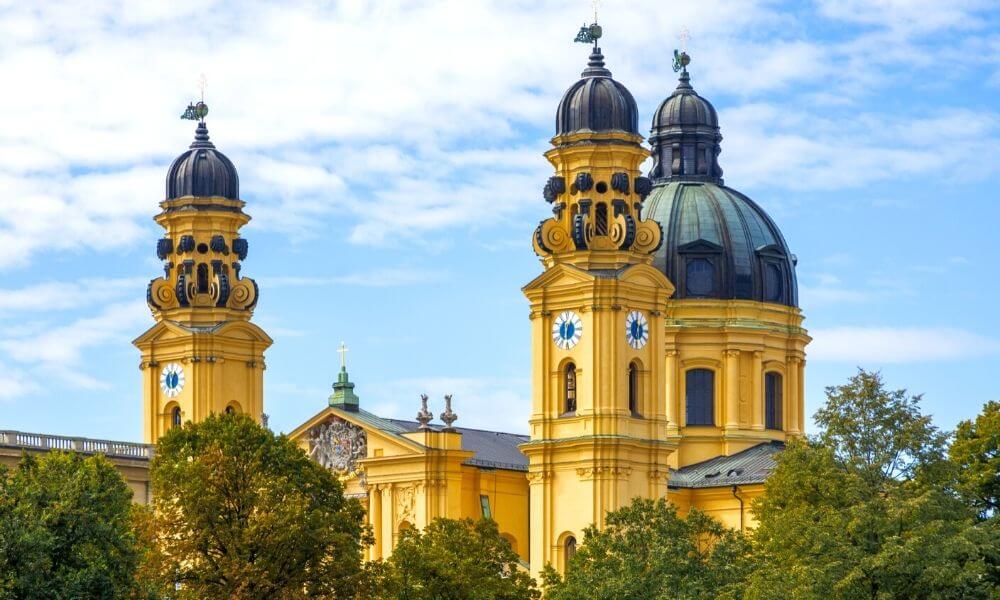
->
[
  {"left": 0, "top": 278, "right": 145, "bottom": 314},
  {"left": 0, "top": 0, "right": 995, "bottom": 266},
  {"left": 809, "top": 326, "right": 1000, "bottom": 363}
]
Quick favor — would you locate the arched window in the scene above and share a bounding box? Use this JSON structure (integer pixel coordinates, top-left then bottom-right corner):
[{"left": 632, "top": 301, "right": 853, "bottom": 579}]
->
[
  {"left": 225, "top": 405, "right": 236, "bottom": 415},
  {"left": 595, "top": 203, "right": 608, "bottom": 236},
  {"left": 197, "top": 263, "right": 209, "bottom": 293},
  {"left": 686, "top": 258, "right": 715, "bottom": 296},
  {"left": 564, "top": 535, "right": 577, "bottom": 567},
  {"left": 765, "top": 372, "right": 783, "bottom": 430},
  {"left": 628, "top": 362, "right": 639, "bottom": 415},
  {"left": 171, "top": 406, "right": 182, "bottom": 428},
  {"left": 563, "top": 363, "right": 577, "bottom": 414},
  {"left": 685, "top": 369, "right": 715, "bottom": 426}
]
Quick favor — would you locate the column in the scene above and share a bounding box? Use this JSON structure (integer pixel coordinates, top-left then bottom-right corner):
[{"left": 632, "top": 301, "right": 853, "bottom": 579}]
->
[
  {"left": 798, "top": 359, "right": 807, "bottom": 433},
  {"left": 787, "top": 357, "right": 801, "bottom": 435},
  {"left": 369, "top": 486, "right": 382, "bottom": 560},
  {"left": 751, "top": 351, "right": 764, "bottom": 431},
  {"left": 381, "top": 484, "right": 394, "bottom": 557},
  {"left": 724, "top": 350, "right": 740, "bottom": 430},
  {"left": 665, "top": 351, "right": 679, "bottom": 431}
]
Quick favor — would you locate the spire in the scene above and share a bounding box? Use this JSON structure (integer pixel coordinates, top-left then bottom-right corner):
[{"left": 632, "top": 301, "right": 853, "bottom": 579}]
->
[
  {"left": 581, "top": 47, "right": 611, "bottom": 78},
  {"left": 190, "top": 121, "right": 215, "bottom": 149},
  {"left": 329, "top": 342, "right": 360, "bottom": 411}
]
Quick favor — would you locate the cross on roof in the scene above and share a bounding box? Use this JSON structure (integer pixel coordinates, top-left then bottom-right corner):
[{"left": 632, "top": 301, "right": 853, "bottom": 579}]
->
[{"left": 337, "top": 341, "right": 349, "bottom": 369}]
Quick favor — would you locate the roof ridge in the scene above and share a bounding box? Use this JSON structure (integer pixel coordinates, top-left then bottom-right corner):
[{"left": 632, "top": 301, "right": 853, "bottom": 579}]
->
[{"left": 385, "top": 418, "right": 529, "bottom": 438}]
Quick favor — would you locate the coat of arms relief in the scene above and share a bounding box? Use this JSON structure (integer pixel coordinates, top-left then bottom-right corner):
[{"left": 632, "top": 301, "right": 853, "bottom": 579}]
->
[{"left": 306, "top": 416, "right": 367, "bottom": 477}]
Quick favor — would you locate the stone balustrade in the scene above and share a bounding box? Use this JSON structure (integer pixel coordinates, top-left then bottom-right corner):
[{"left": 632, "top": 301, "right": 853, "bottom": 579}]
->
[{"left": 0, "top": 430, "right": 153, "bottom": 460}]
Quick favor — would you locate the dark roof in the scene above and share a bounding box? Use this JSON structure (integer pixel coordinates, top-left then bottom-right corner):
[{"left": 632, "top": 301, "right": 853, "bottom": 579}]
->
[
  {"left": 669, "top": 442, "right": 783, "bottom": 489},
  {"left": 648, "top": 68, "right": 724, "bottom": 184},
  {"left": 166, "top": 122, "right": 239, "bottom": 200},
  {"left": 387, "top": 419, "right": 529, "bottom": 472},
  {"left": 644, "top": 181, "right": 799, "bottom": 307},
  {"left": 555, "top": 47, "right": 639, "bottom": 136}
]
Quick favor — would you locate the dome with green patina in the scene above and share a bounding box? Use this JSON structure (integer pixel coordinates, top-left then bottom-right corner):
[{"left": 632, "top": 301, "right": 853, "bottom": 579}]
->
[{"left": 644, "top": 66, "right": 798, "bottom": 308}]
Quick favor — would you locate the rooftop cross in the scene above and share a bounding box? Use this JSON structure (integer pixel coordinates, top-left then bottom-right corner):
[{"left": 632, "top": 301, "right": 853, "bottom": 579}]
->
[{"left": 337, "top": 341, "right": 349, "bottom": 369}]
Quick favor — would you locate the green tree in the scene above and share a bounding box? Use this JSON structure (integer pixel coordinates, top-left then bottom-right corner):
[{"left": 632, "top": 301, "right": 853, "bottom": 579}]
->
[
  {"left": 951, "top": 400, "right": 1000, "bottom": 520},
  {"left": 747, "top": 369, "right": 997, "bottom": 599},
  {"left": 0, "top": 451, "right": 142, "bottom": 599},
  {"left": 371, "top": 517, "right": 538, "bottom": 600},
  {"left": 541, "top": 498, "right": 751, "bottom": 600},
  {"left": 147, "top": 413, "right": 369, "bottom": 599}
]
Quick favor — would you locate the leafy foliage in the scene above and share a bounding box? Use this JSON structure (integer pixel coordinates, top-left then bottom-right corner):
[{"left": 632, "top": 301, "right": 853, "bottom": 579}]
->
[
  {"left": 542, "top": 498, "right": 751, "bottom": 600},
  {"left": 146, "top": 413, "right": 369, "bottom": 599},
  {"left": 951, "top": 400, "right": 1000, "bottom": 520},
  {"left": 0, "top": 451, "right": 142, "bottom": 599},
  {"left": 746, "top": 369, "right": 997, "bottom": 599},
  {"left": 371, "top": 517, "right": 538, "bottom": 600}
]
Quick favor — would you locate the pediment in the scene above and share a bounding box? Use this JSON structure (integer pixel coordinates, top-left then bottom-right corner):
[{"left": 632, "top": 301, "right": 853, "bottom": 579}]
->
[
  {"left": 617, "top": 263, "right": 674, "bottom": 291},
  {"left": 522, "top": 263, "right": 595, "bottom": 292},
  {"left": 288, "top": 407, "right": 426, "bottom": 461},
  {"left": 755, "top": 243, "right": 787, "bottom": 259},
  {"left": 678, "top": 239, "right": 725, "bottom": 254}
]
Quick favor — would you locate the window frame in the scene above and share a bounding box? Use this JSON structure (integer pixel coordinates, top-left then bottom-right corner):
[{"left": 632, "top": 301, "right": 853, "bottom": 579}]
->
[{"left": 685, "top": 368, "right": 716, "bottom": 426}]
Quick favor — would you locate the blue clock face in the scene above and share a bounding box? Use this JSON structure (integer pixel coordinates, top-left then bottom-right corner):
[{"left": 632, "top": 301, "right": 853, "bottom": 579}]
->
[
  {"left": 160, "top": 363, "right": 185, "bottom": 398},
  {"left": 552, "top": 311, "right": 583, "bottom": 350},
  {"left": 625, "top": 310, "right": 649, "bottom": 349}
]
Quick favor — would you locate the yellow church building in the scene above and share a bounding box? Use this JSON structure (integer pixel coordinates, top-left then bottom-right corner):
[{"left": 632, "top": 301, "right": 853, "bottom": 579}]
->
[{"left": 0, "top": 36, "right": 808, "bottom": 580}]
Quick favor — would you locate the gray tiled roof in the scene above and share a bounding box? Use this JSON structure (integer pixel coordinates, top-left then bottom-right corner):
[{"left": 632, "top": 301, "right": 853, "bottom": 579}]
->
[
  {"left": 385, "top": 419, "right": 529, "bottom": 472},
  {"left": 668, "top": 442, "right": 783, "bottom": 489}
]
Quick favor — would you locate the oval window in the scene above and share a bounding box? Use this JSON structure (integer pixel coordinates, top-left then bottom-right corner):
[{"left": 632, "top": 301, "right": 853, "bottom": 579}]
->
[{"left": 685, "top": 258, "right": 714, "bottom": 296}]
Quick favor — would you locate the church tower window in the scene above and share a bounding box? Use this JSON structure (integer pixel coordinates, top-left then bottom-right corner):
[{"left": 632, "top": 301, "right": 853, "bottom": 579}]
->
[
  {"left": 595, "top": 203, "right": 608, "bottom": 236},
  {"left": 171, "top": 406, "right": 182, "bottom": 428},
  {"left": 628, "top": 362, "right": 639, "bottom": 415},
  {"left": 564, "top": 535, "right": 577, "bottom": 567},
  {"left": 685, "top": 369, "right": 715, "bottom": 426},
  {"left": 765, "top": 372, "right": 783, "bottom": 430},
  {"left": 197, "top": 263, "right": 209, "bottom": 293},
  {"left": 563, "top": 363, "right": 577, "bottom": 415}
]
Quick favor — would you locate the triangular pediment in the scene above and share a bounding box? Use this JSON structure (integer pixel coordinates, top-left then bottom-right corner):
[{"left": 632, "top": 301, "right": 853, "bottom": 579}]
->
[
  {"left": 287, "top": 406, "right": 426, "bottom": 458},
  {"left": 618, "top": 263, "right": 675, "bottom": 292},
  {"left": 522, "top": 263, "right": 596, "bottom": 292},
  {"left": 132, "top": 319, "right": 273, "bottom": 347},
  {"left": 678, "top": 239, "right": 725, "bottom": 254}
]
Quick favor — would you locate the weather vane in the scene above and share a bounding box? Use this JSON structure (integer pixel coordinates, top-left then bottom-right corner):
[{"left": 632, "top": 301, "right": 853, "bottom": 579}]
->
[
  {"left": 181, "top": 73, "right": 209, "bottom": 122},
  {"left": 574, "top": 0, "right": 603, "bottom": 47},
  {"left": 673, "top": 28, "right": 691, "bottom": 73}
]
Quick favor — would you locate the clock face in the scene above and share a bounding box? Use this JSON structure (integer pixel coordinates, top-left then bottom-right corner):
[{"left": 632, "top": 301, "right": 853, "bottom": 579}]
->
[
  {"left": 160, "top": 363, "right": 185, "bottom": 398},
  {"left": 625, "top": 310, "right": 649, "bottom": 349},
  {"left": 552, "top": 311, "right": 583, "bottom": 350}
]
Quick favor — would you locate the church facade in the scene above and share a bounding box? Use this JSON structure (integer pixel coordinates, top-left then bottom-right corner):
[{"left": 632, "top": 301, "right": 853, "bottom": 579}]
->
[{"left": 0, "top": 39, "right": 808, "bottom": 580}]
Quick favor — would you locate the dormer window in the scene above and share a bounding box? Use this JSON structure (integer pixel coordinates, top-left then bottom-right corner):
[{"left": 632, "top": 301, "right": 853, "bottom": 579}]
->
[{"left": 686, "top": 258, "right": 715, "bottom": 296}]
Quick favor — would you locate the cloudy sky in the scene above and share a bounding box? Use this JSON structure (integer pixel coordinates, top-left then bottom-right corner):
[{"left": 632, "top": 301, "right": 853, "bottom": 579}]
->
[{"left": 1, "top": 0, "right": 998, "bottom": 440}]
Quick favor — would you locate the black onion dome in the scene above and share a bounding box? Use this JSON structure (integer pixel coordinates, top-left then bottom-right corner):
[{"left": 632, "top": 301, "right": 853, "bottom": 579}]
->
[
  {"left": 644, "top": 182, "right": 798, "bottom": 307},
  {"left": 555, "top": 47, "right": 639, "bottom": 136},
  {"left": 166, "top": 122, "right": 239, "bottom": 200},
  {"left": 649, "top": 70, "right": 723, "bottom": 183}
]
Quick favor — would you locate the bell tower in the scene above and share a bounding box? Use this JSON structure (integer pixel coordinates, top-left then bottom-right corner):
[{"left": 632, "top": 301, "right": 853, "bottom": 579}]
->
[
  {"left": 134, "top": 102, "right": 272, "bottom": 443},
  {"left": 520, "top": 26, "right": 675, "bottom": 578}
]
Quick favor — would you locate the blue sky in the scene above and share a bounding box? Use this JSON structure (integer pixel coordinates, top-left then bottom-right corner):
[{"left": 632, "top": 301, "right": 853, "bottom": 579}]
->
[{"left": 0, "top": 0, "right": 998, "bottom": 441}]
